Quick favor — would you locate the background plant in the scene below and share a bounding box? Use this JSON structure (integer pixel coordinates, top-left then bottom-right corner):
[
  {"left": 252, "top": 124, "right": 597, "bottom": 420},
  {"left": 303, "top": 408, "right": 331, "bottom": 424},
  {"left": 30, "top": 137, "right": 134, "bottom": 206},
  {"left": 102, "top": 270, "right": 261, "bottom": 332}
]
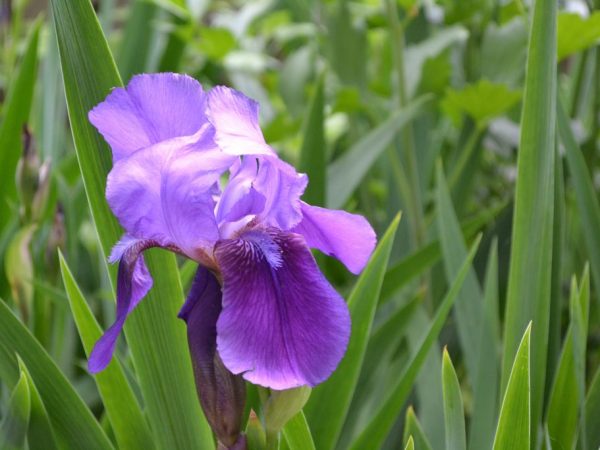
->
[{"left": 0, "top": 0, "right": 599, "bottom": 449}]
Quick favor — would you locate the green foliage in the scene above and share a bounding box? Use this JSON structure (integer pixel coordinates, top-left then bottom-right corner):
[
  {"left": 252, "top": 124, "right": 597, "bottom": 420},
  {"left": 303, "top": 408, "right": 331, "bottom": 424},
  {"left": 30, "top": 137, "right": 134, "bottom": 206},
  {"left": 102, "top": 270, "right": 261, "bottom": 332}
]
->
[
  {"left": 441, "top": 79, "right": 521, "bottom": 127},
  {"left": 557, "top": 12, "right": 600, "bottom": 61},
  {"left": 1, "top": 0, "right": 600, "bottom": 449}
]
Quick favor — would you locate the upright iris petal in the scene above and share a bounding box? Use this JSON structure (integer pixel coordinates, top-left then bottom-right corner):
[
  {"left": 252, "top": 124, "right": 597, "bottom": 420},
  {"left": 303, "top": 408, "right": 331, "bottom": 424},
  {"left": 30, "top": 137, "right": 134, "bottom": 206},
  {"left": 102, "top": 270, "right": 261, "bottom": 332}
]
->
[
  {"left": 105, "top": 126, "right": 233, "bottom": 259},
  {"left": 89, "top": 73, "right": 209, "bottom": 161},
  {"left": 214, "top": 228, "right": 351, "bottom": 389}
]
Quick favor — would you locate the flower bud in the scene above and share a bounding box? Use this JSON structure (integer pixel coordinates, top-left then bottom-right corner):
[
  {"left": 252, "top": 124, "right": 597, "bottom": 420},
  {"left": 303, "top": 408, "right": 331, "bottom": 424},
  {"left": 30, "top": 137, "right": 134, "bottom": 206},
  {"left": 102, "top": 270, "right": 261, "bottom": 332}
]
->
[
  {"left": 263, "top": 386, "right": 311, "bottom": 434},
  {"left": 179, "top": 267, "right": 246, "bottom": 449},
  {"left": 15, "top": 127, "right": 51, "bottom": 223}
]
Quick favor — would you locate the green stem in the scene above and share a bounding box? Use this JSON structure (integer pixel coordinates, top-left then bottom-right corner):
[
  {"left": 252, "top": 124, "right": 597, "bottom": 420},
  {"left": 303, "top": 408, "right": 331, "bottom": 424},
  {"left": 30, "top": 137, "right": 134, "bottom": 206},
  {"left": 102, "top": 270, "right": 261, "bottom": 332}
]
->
[
  {"left": 386, "top": 0, "right": 424, "bottom": 246},
  {"left": 265, "top": 429, "right": 279, "bottom": 450}
]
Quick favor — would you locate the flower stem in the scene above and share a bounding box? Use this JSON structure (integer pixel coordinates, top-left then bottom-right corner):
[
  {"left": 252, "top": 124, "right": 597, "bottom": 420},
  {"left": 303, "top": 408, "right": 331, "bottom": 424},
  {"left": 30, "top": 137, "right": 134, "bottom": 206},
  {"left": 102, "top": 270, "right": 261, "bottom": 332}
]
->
[{"left": 265, "top": 430, "right": 279, "bottom": 450}]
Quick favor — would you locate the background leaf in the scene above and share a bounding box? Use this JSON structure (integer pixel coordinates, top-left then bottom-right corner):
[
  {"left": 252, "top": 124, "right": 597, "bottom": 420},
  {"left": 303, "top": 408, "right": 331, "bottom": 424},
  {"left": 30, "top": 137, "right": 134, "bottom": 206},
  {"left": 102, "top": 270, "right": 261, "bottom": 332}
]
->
[{"left": 50, "top": 0, "right": 213, "bottom": 448}]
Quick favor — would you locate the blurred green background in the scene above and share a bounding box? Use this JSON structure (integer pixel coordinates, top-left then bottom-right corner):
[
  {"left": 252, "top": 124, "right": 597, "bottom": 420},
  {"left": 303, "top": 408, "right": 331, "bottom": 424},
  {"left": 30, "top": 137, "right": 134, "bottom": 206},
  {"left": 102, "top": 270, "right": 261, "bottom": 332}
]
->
[{"left": 1, "top": 0, "right": 600, "bottom": 449}]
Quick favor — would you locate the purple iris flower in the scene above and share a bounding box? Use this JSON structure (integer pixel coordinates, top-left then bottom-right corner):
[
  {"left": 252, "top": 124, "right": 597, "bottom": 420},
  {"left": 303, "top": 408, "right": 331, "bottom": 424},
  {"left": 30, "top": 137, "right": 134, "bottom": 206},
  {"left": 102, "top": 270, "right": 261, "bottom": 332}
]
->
[{"left": 87, "top": 73, "right": 376, "bottom": 390}]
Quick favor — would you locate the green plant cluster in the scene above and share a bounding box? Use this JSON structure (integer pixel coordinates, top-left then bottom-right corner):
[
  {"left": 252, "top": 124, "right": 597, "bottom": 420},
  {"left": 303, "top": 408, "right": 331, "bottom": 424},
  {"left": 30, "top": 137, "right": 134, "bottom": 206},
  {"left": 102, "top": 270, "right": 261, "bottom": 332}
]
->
[{"left": 0, "top": 0, "right": 599, "bottom": 449}]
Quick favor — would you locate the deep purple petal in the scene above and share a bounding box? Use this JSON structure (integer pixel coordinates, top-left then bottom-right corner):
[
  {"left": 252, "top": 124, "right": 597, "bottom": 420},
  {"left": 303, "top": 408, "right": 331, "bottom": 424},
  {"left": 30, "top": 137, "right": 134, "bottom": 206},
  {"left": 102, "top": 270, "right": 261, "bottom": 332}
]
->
[
  {"left": 292, "top": 202, "right": 376, "bottom": 274},
  {"left": 89, "top": 73, "right": 210, "bottom": 161},
  {"left": 178, "top": 267, "right": 246, "bottom": 448},
  {"left": 207, "top": 86, "right": 275, "bottom": 156},
  {"left": 106, "top": 126, "right": 235, "bottom": 258},
  {"left": 89, "top": 236, "right": 158, "bottom": 373},
  {"left": 214, "top": 228, "right": 351, "bottom": 389}
]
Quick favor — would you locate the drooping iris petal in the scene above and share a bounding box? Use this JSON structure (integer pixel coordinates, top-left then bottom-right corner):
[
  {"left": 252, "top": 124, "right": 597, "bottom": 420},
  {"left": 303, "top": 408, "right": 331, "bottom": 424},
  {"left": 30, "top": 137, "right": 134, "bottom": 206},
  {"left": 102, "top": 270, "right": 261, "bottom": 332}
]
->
[
  {"left": 106, "top": 125, "right": 235, "bottom": 259},
  {"left": 89, "top": 73, "right": 209, "bottom": 161},
  {"left": 214, "top": 228, "right": 351, "bottom": 390},
  {"left": 207, "top": 86, "right": 274, "bottom": 156},
  {"left": 178, "top": 267, "right": 246, "bottom": 448},
  {"left": 292, "top": 202, "right": 377, "bottom": 274},
  {"left": 89, "top": 236, "right": 158, "bottom": 373}
]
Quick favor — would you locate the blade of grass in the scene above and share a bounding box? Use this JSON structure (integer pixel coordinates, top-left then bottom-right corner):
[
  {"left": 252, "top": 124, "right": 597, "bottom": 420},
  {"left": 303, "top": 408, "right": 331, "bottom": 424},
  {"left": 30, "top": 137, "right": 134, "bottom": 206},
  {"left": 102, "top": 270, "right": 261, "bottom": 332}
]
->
[
  {"left": 59, "top": 252, "right": 155, "bottom": 450},
  {"left": 349, "top": 236, "right": 482, "bottom": 450},
  {"left": 442, "top": 349, "right": 466, "bottom": 450},
  {"left": 0, "top": 300, "right": 113, "bottom": 449},
  {"left": 50, "top": 0, "right": 212, "bottom": 448},
  {"left": 493, "top": 324, "right": 531, "bottom": 450},
  {"left": 500, "top": 1, "right": 557, "bottom": 446},
  {"left": 304, "top": 214, "right": 401, "bottom": 450}
]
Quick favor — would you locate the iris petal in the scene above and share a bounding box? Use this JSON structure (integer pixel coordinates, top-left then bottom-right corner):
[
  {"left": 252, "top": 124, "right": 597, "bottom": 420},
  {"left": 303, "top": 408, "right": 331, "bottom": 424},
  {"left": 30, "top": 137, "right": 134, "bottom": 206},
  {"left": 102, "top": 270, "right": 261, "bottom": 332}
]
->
[
  {"left": 292, "top": 202, "right": 377, "bottom": 274},
  {"left": 207, "top": 86, "right": 275, "bottom": 156},
  {"left": 106, "top": 125, "right": 235, "bottom": 259},
  {"left": 89, "top": 236, "right": 158, "bottom": 373},
  {"left": 89, "top": 73, "right": 209, "bottom": 161},
  {"left": 214, "top": 228, "right": 350, "bottom": 390}
]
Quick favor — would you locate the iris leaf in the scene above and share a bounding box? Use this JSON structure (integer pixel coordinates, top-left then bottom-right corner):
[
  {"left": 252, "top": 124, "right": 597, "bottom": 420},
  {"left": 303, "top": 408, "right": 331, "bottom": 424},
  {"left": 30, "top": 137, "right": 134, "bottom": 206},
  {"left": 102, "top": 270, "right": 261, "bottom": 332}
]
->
[
  {"left": 298, "top": 75, "right": 326, "bottom": 206},
  {"left": 546, "top": 277, "right": 583, "bottom": 449},
  {"left": 493, "top": 324, "right": 531, "bottom": 450},
  {"left": 441, "top": 349, "right": 466, "bottom": 450},
  {"left": 348, "top": 235, "right": 482, "bottom": 450},
  {"left": 436, "top": 163, "right": 498, "bottom": 449},
  {"left": 282, "top": 411, "right": 316, "bottom": 450},
  {"left": 585, "top": 364, "right": 600, "bottom": 449},
  {"left": 500, "top": 0, "right": 556, "bottom": 445},
  {"left": 380, "top": 200, "right": 505, "bottom": 302},
  {"left": 50, "top": 0, "right": 212, "bottom": 448},
  {"left": 0, "top": 369, "right": 30, "bottom": 450},
  {"left": 59, "top": 251, "right": 155, "bottom": 450},
  {"left": 16, "top": 358, "right": 58, "bottom": 450},
  {"left": 305, "top": 214, "right": 401, "bottom": 450},
  {"left": 557, "top": 99, "right": 600, "bottom": 304},
  {"left": 403, "top": 407, "right": 433, "bottom": 450},
  {"left": 0, "top": 300, "right": 113, "bottom": 449}
]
